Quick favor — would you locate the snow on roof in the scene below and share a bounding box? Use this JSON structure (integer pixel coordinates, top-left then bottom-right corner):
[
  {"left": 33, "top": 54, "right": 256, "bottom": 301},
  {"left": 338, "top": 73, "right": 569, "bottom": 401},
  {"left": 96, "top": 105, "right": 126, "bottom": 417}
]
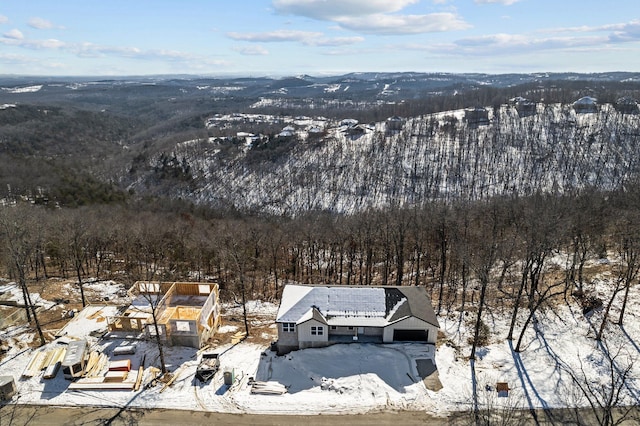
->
[
  {"left": 573, "top": 96, "right": 597, "bottom": 105},
  {"left": 277, "top": 285, "right": 439, "bottom": 328},
  {"left": 277, "top": 285, "right": 387, "bottom": 323}
]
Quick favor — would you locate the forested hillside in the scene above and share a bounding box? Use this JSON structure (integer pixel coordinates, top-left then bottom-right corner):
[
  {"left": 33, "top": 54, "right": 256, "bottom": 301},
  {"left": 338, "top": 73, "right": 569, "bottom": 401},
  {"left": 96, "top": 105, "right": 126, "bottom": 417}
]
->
[{"left": 163, "top": 103, "right": 640, "bottom": 214}]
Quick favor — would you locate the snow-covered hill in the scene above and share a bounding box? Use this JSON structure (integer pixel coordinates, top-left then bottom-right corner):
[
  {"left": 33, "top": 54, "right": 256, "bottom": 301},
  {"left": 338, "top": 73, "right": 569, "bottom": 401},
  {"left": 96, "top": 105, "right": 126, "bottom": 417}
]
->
[{"left": 148, "top": 103, "right": 640, "bottom": 215}]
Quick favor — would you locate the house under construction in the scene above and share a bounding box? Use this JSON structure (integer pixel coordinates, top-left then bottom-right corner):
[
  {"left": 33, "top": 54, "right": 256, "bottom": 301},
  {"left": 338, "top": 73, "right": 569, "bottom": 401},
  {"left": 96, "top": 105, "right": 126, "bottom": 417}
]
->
[{"left": 107, "top": 281, "right": 221, "bottom": 348}]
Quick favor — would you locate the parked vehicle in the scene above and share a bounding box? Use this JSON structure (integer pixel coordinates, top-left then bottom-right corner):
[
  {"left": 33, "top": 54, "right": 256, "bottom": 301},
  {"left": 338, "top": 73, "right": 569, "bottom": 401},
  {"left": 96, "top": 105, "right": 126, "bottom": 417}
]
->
[{"left": 195, "top": 352, "right": 220, "bottom": 382}]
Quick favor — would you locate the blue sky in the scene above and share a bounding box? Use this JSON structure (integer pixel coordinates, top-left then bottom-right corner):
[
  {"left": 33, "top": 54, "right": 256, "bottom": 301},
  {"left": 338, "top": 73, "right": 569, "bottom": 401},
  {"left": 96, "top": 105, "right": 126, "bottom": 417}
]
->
[{"left": 1, "top": 0, "right": 639, "bottom": 76}]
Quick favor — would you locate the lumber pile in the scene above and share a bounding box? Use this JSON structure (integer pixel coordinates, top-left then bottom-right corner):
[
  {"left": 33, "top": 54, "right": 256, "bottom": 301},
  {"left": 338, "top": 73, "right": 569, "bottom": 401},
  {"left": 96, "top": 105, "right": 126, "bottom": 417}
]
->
[
  {"left": 250, "top": 381, "right": 288, "bottom": 395},
  {"left": 231, "top": 331, "right": 247, "bottom": 344},
  {"left": 84, "top": 352, "right": 108, "bottom": 378},
  {"left": 108, "top": 359, "right": 131, "bottom": 372},
  {"left": 22, "top": 351, "right": 48, "bottom": 377},
  {"left": 104, "top": 371, "right": 128, "bottom": 382},
  {"left": 69, "top": 381, "right": 135, "bottom": 391},
  {"left": 22, "top": 346, "right": 68, "bottom": 378},
  {"left": 159, "top": 365, "right": 186, "bottom": 393},
  {"left": 43, "top": 347, "right": 67, "bottom": 379}
]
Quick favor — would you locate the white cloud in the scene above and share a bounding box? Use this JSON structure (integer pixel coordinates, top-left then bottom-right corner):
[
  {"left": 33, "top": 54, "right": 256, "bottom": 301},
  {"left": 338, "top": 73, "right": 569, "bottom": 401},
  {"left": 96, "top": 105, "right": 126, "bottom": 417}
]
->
[
  {"left": 408, "top": 18, "right": 640, "bottom": 59},
  {"left": 0, "top": 15, "right": 8, "bottom": 24},
  {"left": 0, "top": 52, "right": 40, "bottom": 64},
  {"left": 28, "top": 17, "right": 62, "bottom": 30},
  {"left": 233, "top": 45, "right": 270, "bottom": 56},
  {"left": 424, "top": 32, "right": 608, "bottom": 57},
  {"left": 227, "top": 30, "right": 363, "bottom": 47},
  {"left": 311, "top": 36, "right": 365, "bottom": 46},
  {"left": 3, "top": 29, "right": 24, "bottom": 40},
  {"left": 337, "top": 13, "right": 471, "bottom": 35},
  {"left": 228, "top": 30, "right": 323, "bottom": 43},
  {"left": 273, "top": 0, "right": 417, "bottom": 20},
  {"left": 549, "top": 19, "right": 640, "bottom": 41},
  {"left": 272, "top": 0, "right": 469, "bottom": 36},
  {"left": 474, "top": 0, "right": 520, "bottom": 5}
]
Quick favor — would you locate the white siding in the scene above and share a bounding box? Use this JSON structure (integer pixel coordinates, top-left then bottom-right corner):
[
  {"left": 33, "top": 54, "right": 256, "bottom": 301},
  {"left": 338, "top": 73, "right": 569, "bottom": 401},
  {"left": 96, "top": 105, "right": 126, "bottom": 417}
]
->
[{"left": 298, "top": 319, "right": 328, "bottom": 343}]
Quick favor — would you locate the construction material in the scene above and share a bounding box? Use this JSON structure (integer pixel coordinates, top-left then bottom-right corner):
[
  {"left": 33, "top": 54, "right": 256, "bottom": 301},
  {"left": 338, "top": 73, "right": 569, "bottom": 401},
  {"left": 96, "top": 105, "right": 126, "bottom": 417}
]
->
[
  {"left": 250, "top": 381, "right": 287, "bottom": 395},
  {"left": 43, "top": 362, "right": 61, "bottom": 379},
  {"left": 109, "top": 359, "right": 131, "bottom": 372},
  {"left": 134, "top": 366, "right": 144, "bottom": 391},
  {"left": 84, "top": 352, "right": 108, "bottom": 378},
  {"left": 231, "top": 331, "right": 246, "bottom": 345},
  {"left": 22, "top": 351, "right": 48, "bottom": 378},
  {"left": 69, "top": 381, "right": 135, "bottom": 391},
  {"left": 104, "top": 371, "right": 128, "bottom": 382},
  {"left": 159, "top": 366, "right": 185, "bottom": 393},
  {"left": 113, "top": 345, "right": 136, "bottom": 356}
]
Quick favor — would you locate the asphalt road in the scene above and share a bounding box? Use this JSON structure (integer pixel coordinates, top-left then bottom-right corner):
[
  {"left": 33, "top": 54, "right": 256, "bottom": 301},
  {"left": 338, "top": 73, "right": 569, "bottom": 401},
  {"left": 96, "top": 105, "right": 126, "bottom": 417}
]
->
[
  {"left": 3, "top": 403, "right": 640, "bottom": 425},
  {"left": 0, "top": 404, "right": 449, "bottom": 426}
]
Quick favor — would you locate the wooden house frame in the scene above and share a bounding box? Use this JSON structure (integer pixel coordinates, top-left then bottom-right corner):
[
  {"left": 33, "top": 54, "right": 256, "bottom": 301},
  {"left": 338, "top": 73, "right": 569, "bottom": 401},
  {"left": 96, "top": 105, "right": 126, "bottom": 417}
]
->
[{"left": 107, "top": 281, "right": 221, "bottom": 348}]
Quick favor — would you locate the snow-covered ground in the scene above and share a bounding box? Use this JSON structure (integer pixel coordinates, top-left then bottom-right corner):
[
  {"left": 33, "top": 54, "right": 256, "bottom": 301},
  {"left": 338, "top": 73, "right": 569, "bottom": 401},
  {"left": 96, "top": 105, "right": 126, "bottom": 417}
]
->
[{"left": 1, "top": 270, "right": 639, "bottom": 417}]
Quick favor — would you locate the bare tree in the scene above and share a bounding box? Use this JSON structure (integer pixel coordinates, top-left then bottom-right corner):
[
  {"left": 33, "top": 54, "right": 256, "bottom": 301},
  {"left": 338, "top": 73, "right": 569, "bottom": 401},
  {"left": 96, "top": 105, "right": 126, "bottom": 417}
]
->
[
  {"left": 0, "top": 206, "right": 46, "bottom": 346},
  {"left": 565, "top": 344, "right": 637, "bottom": 426},
  {"left": 597, "top": 231, "right": 640, "bottom": 340}
]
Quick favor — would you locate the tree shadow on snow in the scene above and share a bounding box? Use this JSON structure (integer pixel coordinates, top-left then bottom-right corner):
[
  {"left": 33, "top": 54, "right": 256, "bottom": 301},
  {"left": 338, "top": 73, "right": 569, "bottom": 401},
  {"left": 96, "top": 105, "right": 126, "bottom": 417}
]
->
[
  {"left": 619, "top": 324, "right": 640, "bottom": 355},
  {"left": 509, "top": 339, "right": 549, "bottom": 425}
]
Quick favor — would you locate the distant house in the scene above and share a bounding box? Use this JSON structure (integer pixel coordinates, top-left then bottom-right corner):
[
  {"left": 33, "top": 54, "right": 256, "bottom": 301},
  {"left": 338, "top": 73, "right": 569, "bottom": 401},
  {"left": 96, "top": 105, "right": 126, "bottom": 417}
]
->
[
  {"left": 573, "top": 96, "right": 598, "bottom": 113},
  {"left": 340, "top": 118, "right": 358, "bottom": 126},
  {"left": 615, "top": 97, "right": 639, "bottom": 114},
  {"left": 344, "top": 123, "right": 369, "bottom": 138},
  {"left": 464, "top": 107, "right": 490, "bottom": 127},
  {"left": 511, "top": 97, "right": 537, "bottom": 117},
  {"left": 275, "top": 284, "right": 439, "bottom": 355},
  {"left": 386, "top": 116, "right": 405, "bottom": 132},
  {"left": 278, "top": 125, "right": 296, "bottom": 138},
  {"left": 107, "top": 281, "right": 221, "bottom": 348}
]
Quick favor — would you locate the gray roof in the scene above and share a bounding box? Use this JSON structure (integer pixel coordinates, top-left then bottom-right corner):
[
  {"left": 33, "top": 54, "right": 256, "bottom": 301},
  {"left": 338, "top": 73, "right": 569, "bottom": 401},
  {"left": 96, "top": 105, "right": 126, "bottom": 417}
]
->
[{"left": 276, "top": 285, "right": 439, "bottom": 328}]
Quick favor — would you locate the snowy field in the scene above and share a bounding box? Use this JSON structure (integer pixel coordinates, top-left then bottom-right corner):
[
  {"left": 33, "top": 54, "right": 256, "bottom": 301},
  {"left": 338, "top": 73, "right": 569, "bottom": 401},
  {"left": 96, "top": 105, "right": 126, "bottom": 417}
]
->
[{"left": 1, "top": 271, "right": 640, "bottom": 418}]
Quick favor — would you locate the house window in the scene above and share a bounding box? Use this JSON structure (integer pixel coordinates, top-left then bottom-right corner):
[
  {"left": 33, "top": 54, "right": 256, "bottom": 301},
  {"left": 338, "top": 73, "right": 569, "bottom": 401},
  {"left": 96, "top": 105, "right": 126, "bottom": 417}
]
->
[
  {"left": 311, "top": 326, "right": 324, "bottom": 336},
  {"left": 348, "top": 326, "right": 354, "bottom": 330},
  {"left": 330, "top": 326, "right": 337, "bottom": 330},
  {"left": 283, "top": 323, "right": 295, "bottom": 332}
]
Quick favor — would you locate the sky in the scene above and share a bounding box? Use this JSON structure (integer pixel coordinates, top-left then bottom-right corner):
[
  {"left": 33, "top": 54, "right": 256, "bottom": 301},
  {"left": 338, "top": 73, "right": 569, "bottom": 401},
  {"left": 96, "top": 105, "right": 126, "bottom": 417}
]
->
[{"left": 0, "top": 0, "right": 639, "bottom": 77}]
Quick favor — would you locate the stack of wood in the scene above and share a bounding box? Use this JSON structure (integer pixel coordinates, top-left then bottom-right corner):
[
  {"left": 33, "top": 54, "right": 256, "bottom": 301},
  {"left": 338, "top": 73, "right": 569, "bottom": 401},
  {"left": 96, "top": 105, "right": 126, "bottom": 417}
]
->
[
  {"left": 43, "top": 347, "right": 67, "bottom": 379},
  {"left": 68, "top": 359, "right": 137, "bottom": 390},
  {"left": 159, "top": 365, "right": 186, "bottom": 393},
  {"left": 22, "top": 351, "right": 48, "bottom": 378},
  {"left": 231, "top": 331, "right": 247, "bottom": 344},
  {"left": 84, "top": 352, "right": 108, "bottom": 378},
  {"left": 250, "top": 381, "right": 287, "bottom": 395},
  {"left": 23, "top": 347, "right": 68, "bottom": 378},
  {"left": 108, "top": 359, "right": 131, "bottom": 372}
]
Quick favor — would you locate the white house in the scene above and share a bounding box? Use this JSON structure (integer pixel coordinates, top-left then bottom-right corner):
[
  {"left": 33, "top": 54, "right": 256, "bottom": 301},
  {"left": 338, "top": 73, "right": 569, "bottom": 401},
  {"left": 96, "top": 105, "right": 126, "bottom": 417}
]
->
[{"left": 275, "top": 284, "right": 439, "bottom": 354}]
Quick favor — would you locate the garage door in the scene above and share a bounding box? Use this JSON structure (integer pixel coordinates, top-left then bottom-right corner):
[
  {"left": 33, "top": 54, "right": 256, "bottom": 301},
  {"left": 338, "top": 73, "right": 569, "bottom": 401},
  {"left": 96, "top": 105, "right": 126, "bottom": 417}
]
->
[{"left": 393, "top": 329, "right": 429, "bottom": 342}]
